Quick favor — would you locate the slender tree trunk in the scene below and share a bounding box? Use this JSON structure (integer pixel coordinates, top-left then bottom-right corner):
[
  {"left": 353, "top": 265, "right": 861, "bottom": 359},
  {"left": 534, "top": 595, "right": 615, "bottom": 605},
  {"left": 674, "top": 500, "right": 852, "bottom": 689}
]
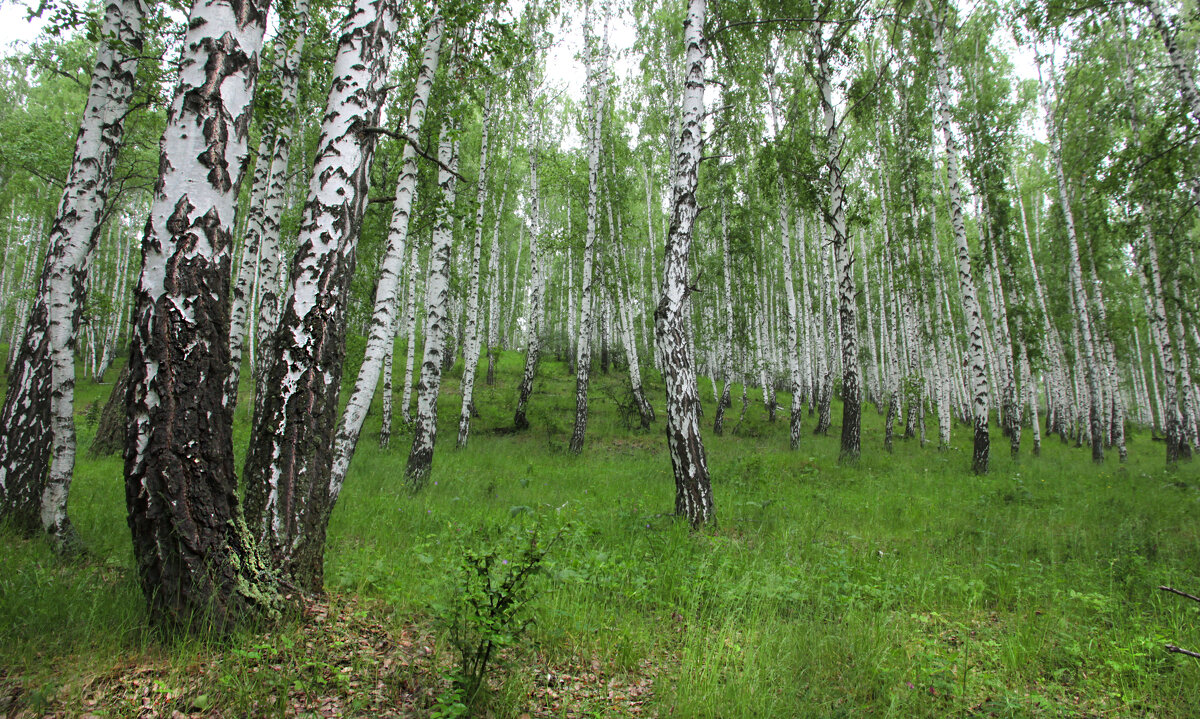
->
[
  {"left": 767, "top": 80, "right": 803, "bottom": 449},
  {"left": 0, "top": 0, "right": 146, "bottom": 553},
  {"left": 514, "top": 93, "right": 544, "bottom": 431},
  {"left": 713, "top": 205, "right": 734, "bottom": 436},
  {"left": 656, "top": 0, "right": 713, "bottom": 527},
  {"left": 400, "top": 230, "right": 422, "bottom": 425},
  {"left": 406, "top": 128, "right": 460, "bottom": 486},
  {"left": 329, "top": 12, "right": 443, "bottom": 490},
  {"left": 930, "top": 1, "right": 989, "bottom": 473},
  {"left": 485, "top": 169, "right": 504, "bottom": 386},
  {"left": 813, "top": 34, "right": 860, "bottom": 461},
  {"left": 242, "top": 0, "right": 399, "bottom": 592},
  {"left": 226, "top": 0, "right": 311, "bottom": 410},
  {"left": 570, "top": 19, "right": 603, "bottom": 455},
  {"left": 457, "top": 95, "right": 495, "bottom": 449},
  {"left": 1040, "top": 54, "right": 1104, "bottom": 464}
]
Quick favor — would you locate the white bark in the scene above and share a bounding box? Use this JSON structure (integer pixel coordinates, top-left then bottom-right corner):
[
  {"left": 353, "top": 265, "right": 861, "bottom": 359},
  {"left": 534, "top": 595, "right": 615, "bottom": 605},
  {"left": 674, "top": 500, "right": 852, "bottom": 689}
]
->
[
  {"left": 226, "top": 0, "right": 311, "bottom": 409},
  {"left": 242, "top": 0, "right": 400, "bottom": 588},
  {"left": 329, "top": 12, "right": 444, "bottom": 494},
  {"left": 657, "top": 0, "right": 713, "bottom": 527},
  {"left": 930, "top": 0, "right": 989, "bottom": 473},
  {"left": 0, "top": 0, "right": 146, "bottom": 552},
  {"left": 406, "top": 126, "right": 459, "bottom": 486},
  {"left": 457, "top": 94, "right": 495, "bottom": 449}
]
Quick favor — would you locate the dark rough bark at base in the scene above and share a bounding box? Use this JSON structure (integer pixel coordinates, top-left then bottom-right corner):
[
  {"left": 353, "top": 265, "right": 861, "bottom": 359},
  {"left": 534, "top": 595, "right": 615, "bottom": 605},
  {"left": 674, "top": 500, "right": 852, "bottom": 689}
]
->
[
  {"left": 88, "top": 365, "right": 130, "bottom": 457},
  {"left": 486, "top": 349, "right": 496, "bottom": 385},
  {"left": 972, "top": 422, "right": 990, "bottom": 475},
  {"left": 633, "top": 384, "right": 655, "bottom": 428},
  {"left": 0, "top": 301, "right": 54, "bottom": 535},
  {"left": 713, "top": 385, "right": 731, "bottom": 436},
  {"left": 514, "top": 352, "right": 538, "bottom": 430},
  {"left": 884, "top": 394, "right": 897, "bottom": 452},
  {"left": 840, "top": 375, "right": 860, "bottom": 462},
  {"left": 405, "top": 443, "right": 432, "bottom": 489},
  {"left": 1090, "top": 406, "right": 1104, "bottom": 464},
  {"left": 815, "top": 383, "right": 832, "bottom": 435}
]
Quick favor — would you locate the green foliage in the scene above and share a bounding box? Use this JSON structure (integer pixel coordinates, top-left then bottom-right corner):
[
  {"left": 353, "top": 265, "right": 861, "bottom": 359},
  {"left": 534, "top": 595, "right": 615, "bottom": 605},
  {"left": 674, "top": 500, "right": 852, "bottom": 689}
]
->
[{"left": 434, "top": 519, "right": 564, "bottom": 711}]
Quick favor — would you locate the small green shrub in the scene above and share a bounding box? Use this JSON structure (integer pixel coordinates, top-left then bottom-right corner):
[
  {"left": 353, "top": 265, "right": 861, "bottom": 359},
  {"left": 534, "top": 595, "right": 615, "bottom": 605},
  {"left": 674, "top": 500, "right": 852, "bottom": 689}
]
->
[{"left": 434, "top": 519, "right": 564, "bottom": 712}]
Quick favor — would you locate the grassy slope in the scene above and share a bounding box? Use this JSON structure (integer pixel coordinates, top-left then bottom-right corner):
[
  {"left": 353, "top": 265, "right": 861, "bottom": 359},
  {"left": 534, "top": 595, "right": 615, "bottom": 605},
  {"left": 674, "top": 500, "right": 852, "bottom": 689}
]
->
[{"left": 2, "top": 348, "right": 1199, "bottom": 717}]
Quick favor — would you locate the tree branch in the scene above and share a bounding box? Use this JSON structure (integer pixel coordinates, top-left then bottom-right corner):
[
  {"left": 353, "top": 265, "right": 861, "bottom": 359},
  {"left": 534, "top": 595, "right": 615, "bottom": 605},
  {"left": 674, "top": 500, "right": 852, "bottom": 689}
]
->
[{"left": 361, "top": 126, "right": 467, "bottom": 182}]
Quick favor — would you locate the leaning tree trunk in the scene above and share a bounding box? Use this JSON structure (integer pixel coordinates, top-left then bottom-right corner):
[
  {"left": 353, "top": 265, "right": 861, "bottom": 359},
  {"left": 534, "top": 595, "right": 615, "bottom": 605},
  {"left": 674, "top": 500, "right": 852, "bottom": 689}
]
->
[
  {"left": 0, "top": 0, "right": 145, "bottom": 554},
  {"left": 930, "top": 0, "right": 989, "bottom": 473},
  {"left": 609, "top": 186, "right": 654, "bottom": 426},
  {"left": 241, "top": 0, "right": 399, "bottom": 593},
  {"left": 458, "top": 95, "right": 495, "bottom": 449},
  {"left": 124, "top": 0, "right": 277, "bottom": 633},
  {"left": 569, "top": 20, "right": 603, "bottom": 455},
  {"left": 1139, "top": 234, "right": 1187, "bottom": 462},
  {"left": 329, "top": 12, "right": 443, "bottom": 492},
  {"left": 656, "top": 0, "right": 713, "bottom": 527},
  {"left": 225, "top": 0, "right": 310, "bottom": 411},
  {"left": 406, "top": 128, "right": 460, "bottom": 486},
  {"left": 513, "top": 92, "right": 544, "bottom": 431}
]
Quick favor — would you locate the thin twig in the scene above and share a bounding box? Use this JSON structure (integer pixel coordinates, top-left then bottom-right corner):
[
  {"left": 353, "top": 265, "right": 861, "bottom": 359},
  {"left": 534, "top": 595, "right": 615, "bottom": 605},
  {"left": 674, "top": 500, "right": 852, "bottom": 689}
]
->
[
  {"left": 1165, "top": 644, "right": 1200, "bottom": 659},
  {"left": 1159, "top": 585, "right": 1200, "bottom": 604}
]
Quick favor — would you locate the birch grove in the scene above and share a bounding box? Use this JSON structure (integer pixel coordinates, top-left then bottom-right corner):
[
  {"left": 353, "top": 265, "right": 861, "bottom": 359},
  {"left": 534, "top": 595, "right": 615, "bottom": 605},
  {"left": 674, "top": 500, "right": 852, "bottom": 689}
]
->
[{"left": 2, "top": 0, "right": 1199, "bottom": 641}]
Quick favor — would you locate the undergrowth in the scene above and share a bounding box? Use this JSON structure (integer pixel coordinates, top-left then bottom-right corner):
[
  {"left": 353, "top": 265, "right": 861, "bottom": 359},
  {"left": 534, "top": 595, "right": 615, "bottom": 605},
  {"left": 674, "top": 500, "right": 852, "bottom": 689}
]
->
[{"left": 1, "top": 348, "right": 1199, "bottom": 717}]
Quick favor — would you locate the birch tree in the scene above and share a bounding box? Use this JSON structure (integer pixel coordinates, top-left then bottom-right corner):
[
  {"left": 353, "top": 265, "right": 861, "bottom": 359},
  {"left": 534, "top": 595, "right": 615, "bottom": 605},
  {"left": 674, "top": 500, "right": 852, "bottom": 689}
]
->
[
  {"left": 241, "top": 0, "right": 400, "bottom": 591},
  {"left": 329, "top": 10, "right": 445, "bottom": 492},
  {"left": 657, "top": 0, "right": 713, "bottom": 527},
  {"left": 929, "top": 0, "right": 990, "bottom": 473},
  {"left": 0, "top": 0, "right": 146, "bottom": 553},
  {"left": 124, "top": 0, "right": 276, "bottom": 631},
  {"left": 225, "top": 0, "right": 311, "bottom": 411},
  {"left": 406, "top": 126, "right": 460, "bottom": 486}
]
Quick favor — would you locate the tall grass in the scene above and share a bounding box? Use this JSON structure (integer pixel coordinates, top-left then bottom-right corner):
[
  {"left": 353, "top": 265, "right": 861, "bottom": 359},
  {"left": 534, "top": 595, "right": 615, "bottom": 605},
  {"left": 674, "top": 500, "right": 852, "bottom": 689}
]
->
[{"left": 2, "top": 349, "right": 1198, "bottom": 716}]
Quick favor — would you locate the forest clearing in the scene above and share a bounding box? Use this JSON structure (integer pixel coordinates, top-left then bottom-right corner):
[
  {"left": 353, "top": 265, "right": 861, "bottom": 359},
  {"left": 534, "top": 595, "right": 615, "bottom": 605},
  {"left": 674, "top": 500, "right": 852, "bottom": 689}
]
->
[
  {"left": 1, "top": 354, "right": 1198, "bottom": 717},
  {"left": 1, "top": 0, "right": 1200, "bottom": 714}
]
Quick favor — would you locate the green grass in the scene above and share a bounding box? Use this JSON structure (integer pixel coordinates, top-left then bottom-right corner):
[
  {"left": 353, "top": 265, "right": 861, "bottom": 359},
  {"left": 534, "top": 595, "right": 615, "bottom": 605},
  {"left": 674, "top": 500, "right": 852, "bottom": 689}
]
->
[{"left": 2, "top": 348, "right": 1199, "bottom": 717}]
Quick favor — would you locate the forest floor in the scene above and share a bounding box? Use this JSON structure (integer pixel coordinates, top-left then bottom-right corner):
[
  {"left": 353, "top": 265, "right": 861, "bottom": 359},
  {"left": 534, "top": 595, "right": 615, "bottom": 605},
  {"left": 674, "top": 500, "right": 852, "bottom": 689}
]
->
[{"left": 2, "top": 349, "right": 1199, "bottom": 718}]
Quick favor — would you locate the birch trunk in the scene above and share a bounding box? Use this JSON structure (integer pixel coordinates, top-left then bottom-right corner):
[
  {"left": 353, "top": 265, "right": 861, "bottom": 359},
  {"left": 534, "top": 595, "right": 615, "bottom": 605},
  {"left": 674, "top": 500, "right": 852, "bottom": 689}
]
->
[
  {"left": 406, "top": 127, "right": 460, "bottom": 486},
  {"left": 486, "top": 172, "right": 503, "bottom": 385},
  {"left": 0, "top": 0, "right": 146, "bottom": 553},
  {"left": 813, "top": 35, "right": 860, "bottom": 461},
  {"left": 329, "top": 12, "right": 444, "bottom": 490},
  {"left": 713, "top": 205, "right": 734, "bottom": 436},
  {"left": 930, "top": 0, "right": 990, "bottom": 473},
  {"left": 514, "top": 93, "right": 544, "bottom": 430},
  {"left": 767, "top": 80, "right": 803, "bottom": 449},
  {"left": 570, "top": 17, "right": 603, "bottom": 455},
  {"left": 656, "top": 0, "right": 713, "bottom": 526},
  {"left": 399, "top": 231, "right": 422, "bottom": 425},
  {"left": 226, "top": 0, "right": 311, "bottom": 409},
  {"left": 457, "top": 96, "right": 494, "bottom": 449},
  {"left": 242, "top": 0, "right": 399, "bottom": 592},
  {"left": 1040, "top": 55, "right": 1104, "bottom": 463},
  {"left": 124, "top": 0, "right": 277, "bottom": 631}
]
